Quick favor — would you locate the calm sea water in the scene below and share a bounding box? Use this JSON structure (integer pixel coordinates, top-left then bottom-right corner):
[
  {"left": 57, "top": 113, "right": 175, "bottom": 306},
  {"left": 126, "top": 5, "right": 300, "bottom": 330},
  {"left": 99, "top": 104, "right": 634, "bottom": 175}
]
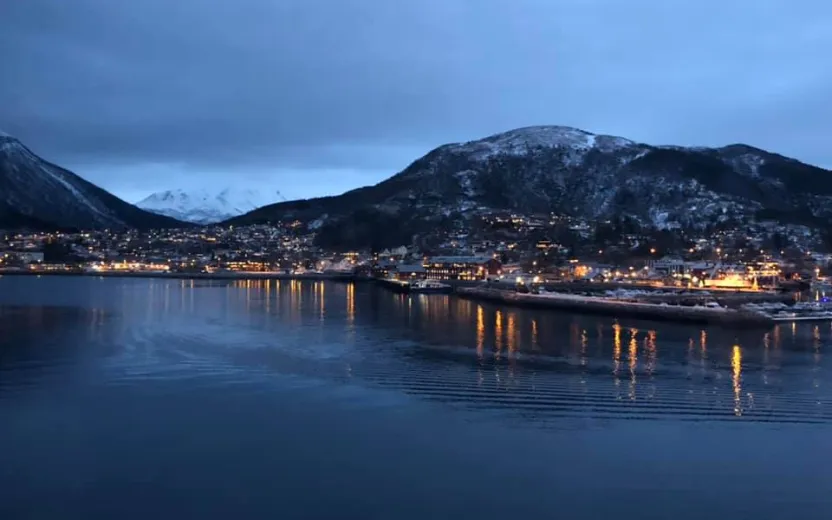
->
[{"left": 1, "top": 276, "right": 831, "bottom": 519}]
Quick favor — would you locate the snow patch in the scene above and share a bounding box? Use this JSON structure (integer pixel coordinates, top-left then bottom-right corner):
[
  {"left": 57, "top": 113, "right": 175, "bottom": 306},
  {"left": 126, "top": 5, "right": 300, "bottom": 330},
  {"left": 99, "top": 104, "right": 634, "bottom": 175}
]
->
[
  {"left": 447, "top": 126, "right": 637, "bottom": 161},
  {"left": 308, "top": 216, "right": 326, "bottom": 230},
  {"left": 137, "top": 187, "right": 285, "bottom": 224},
  {"left": 39, "top": 163, "right": 111, "bottom": 219},
  {"left": 454, "top": 170, "right": 477, "bottom": 197}
]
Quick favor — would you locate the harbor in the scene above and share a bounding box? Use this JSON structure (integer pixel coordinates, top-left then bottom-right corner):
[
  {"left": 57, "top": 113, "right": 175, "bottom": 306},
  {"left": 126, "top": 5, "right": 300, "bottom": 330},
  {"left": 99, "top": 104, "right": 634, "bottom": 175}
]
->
[
  {"left": 374, "top": 273, "right": 823, "bottom": 328},
  {"left": 454, "top": 286, "right": 776, "bottom": 328},
  {"left": 374, "top": 277, "right": 454, "bottom": 294},
  {"left": 9, "top": 267, "right": 832, "bottom": 328}
]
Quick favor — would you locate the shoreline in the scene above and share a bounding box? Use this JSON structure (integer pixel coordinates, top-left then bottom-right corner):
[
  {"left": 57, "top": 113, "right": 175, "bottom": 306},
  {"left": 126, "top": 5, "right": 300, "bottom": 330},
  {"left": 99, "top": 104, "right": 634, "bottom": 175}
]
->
[
  {"left": 0, "top": 269, "right": 363, "bottom": 282},
  {"left": 2, "top": 270, "right": 792, "bottom": 328}
]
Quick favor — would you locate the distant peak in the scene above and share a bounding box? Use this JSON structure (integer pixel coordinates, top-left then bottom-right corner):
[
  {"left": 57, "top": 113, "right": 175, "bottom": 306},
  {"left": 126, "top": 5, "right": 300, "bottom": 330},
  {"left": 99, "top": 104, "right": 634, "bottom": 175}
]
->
[
  {"left": 136, "top": 186, "right": 285, "bottom": 223},
  {"left": 0, "top": 128, "right": 14, "bottom": 139}
]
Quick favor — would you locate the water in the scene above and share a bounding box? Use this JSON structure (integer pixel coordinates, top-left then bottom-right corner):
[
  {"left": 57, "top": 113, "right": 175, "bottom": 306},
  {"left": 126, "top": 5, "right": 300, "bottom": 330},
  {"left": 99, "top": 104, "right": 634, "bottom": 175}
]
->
[{"left": 1, "top": 276, "right": 831, "bottom": 518}]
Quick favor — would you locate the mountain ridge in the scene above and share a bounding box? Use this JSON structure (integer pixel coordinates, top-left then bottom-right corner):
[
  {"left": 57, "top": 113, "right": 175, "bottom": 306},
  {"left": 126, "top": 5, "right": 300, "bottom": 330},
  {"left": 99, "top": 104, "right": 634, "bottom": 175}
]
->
[
  {"left": 227, "top": 125, "right": 832, "bottom": 249},
  {"left": 0, "top": 132, "right": 187, "bottom": 231},
  {"left": 137, "top": 187, "right": 285, "bottom": 224}
]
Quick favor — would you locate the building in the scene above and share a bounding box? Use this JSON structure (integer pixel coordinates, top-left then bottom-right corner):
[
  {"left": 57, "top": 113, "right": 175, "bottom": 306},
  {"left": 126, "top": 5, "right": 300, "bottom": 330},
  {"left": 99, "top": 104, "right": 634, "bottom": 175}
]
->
[
  {"left": 424, "top": 256, "right": 501, "bottom": 281},
  {"left": 223, "top": 260, "right": 271, "bottom": 272},
  {"left": 395, "top": 264, "right": 426, "bottom": 280},
  {"left": 3, "top": 251, "right": 45, "bottom": 264},
  {"left": 650, "top": 256, "right": 686, "bottom": 275},
  {"left": 372, "top": 260, "right": 397, "bottom": 279}
]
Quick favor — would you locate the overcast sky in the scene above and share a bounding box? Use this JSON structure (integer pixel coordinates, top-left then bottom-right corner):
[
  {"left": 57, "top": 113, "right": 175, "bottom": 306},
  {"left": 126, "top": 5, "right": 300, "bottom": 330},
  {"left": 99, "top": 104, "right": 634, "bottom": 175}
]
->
[{"left": 1, "top": 0, "right": 830, "bottom": 203}]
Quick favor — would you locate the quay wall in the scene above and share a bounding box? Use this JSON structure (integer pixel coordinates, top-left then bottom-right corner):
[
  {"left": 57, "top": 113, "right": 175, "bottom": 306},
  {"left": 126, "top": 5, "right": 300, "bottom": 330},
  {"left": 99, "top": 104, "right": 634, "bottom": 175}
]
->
[{"left": 456, "top": 287, "right": 774, "bottom": 328}]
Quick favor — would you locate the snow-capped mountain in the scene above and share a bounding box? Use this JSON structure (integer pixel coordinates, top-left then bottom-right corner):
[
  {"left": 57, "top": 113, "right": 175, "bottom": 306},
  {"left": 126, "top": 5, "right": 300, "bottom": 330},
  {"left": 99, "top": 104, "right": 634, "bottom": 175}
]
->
[
  {"left": 0, "top": 132, "right": 184, "bottom": 230},
  {"left": 137, "top": 188, "right": 285, "bottom": 224},
  {"left": 229, "top": 125, "right": 832, "bottom": 249}
]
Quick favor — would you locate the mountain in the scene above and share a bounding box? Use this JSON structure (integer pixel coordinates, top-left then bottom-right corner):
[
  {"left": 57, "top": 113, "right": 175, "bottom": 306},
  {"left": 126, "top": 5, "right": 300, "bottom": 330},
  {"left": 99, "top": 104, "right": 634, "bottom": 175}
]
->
[
  {"left": 137, "top": 188, "right": 285, "bottom": 224},
  {"left": 0, "top": 132, "right": 186, "bottom": 231},
  {"left": 227, "top": 125, "right": 832, "bottom": 250}
]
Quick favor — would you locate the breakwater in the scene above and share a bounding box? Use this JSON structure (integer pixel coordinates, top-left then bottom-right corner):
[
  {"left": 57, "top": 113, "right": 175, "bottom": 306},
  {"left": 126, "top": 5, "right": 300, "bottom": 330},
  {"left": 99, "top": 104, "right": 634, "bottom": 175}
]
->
[{"left": 456, "top": 287, "right": 774, "bottom": 328}]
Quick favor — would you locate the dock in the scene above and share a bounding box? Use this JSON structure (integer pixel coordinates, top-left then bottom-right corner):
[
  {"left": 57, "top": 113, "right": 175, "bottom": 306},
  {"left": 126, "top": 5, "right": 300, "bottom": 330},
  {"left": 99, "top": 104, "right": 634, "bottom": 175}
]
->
[
  {"left": 374, "top": 278, "right": 412, "bottom": 293},
  {"left": 455, "top": 287, "right": 775, "bottom": 328}
]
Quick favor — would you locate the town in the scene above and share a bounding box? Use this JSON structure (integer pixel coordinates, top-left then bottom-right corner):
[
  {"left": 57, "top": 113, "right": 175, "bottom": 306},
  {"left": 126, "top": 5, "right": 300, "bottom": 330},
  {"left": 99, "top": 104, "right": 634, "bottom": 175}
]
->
[{"left": 2, "top": 210, "right": 830, "bottom": 292}]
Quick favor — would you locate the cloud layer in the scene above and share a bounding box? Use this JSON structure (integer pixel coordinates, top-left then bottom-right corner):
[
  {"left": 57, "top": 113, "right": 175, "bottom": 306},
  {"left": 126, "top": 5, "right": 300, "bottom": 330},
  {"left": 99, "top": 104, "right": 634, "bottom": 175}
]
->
[{"left": 1, "top": 0, "right": 830, "bottom": 200}]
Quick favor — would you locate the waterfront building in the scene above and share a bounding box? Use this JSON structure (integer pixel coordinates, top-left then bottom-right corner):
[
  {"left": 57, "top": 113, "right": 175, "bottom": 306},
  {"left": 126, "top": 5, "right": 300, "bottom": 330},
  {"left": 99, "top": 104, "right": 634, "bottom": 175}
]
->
[
  {"left": 424, "top": 256, "right": 501, "bottom": 281},
  {"left": 395, "top": 264, "right": 427, "bottom": 280}
]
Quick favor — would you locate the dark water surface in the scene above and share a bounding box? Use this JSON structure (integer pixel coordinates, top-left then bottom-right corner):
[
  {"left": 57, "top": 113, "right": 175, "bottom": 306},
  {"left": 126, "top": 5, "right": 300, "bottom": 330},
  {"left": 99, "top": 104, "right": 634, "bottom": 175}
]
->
[{"left": 1, "top": 276, "right": 831, "bottom": 519}]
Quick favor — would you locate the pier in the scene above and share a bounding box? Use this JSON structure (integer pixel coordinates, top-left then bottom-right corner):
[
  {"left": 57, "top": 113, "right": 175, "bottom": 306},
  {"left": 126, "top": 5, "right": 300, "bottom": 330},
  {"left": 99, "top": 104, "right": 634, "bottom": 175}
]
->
[{"left": 455, "top": 286, "right": 775, "bottom": 328}]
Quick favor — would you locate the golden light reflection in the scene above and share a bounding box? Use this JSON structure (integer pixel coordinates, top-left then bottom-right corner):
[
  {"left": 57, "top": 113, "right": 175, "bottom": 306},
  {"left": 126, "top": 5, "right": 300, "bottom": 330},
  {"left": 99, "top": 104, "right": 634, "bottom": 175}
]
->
[
  {"left": 531, "top": 318, "right": 539, "bottom": 351},
  {"left": 628, "top": 328, "right": 638, "bottom": 399},
  {"left": 731, "top": 345, "right": 742, "bottom": 416},
  {"left": 494, "top": 310, "right": 503, "bottom": 357},
  {"left": 476, "top": 305, "right": 485, "bottom": 358},
  {"left": 699, "top": 330, "right": 707, "bottom": 355},
  {"left": 319, "top": 281, "right": 325, "bottom": 320},
  {"left": 507, "top": 312, "right": 517, "bottom": 354},
  {"left": 265, "top": 279, "right": 271, "bottom": 312},
  {"left": 346, "top": 283, "right": 355, "bottom": 323}
]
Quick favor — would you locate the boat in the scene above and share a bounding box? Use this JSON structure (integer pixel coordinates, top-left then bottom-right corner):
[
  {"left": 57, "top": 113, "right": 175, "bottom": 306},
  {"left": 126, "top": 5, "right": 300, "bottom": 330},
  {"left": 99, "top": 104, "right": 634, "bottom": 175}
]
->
[{"left": 409, "top": 279, "right": 453, "bottom": 294}]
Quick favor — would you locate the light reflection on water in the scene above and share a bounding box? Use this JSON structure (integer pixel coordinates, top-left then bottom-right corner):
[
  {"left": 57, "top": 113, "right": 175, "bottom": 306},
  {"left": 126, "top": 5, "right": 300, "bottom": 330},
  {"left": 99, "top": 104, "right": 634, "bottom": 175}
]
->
[
  {"left": 0, "top": 277, "right": 831, "bottom": 426},
  {"left": 3, "top": 276, "right": 832, "bottom": 518}
]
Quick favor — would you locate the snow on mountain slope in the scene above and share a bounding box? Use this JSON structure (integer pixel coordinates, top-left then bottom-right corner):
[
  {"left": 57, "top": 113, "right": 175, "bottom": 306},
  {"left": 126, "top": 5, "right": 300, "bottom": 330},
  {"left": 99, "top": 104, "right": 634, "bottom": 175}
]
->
[
  {"left": 232, "top": 124, "right": 832, "bottom": 250},
  {"left": 446, "top": 125, "right": 638, "bottom": 160},
  {"left": 1, "top": 132, "right": 183, "bottom": 230},
  {"left": 137, "top": 188, "right": 285, "bottom": 224}
]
